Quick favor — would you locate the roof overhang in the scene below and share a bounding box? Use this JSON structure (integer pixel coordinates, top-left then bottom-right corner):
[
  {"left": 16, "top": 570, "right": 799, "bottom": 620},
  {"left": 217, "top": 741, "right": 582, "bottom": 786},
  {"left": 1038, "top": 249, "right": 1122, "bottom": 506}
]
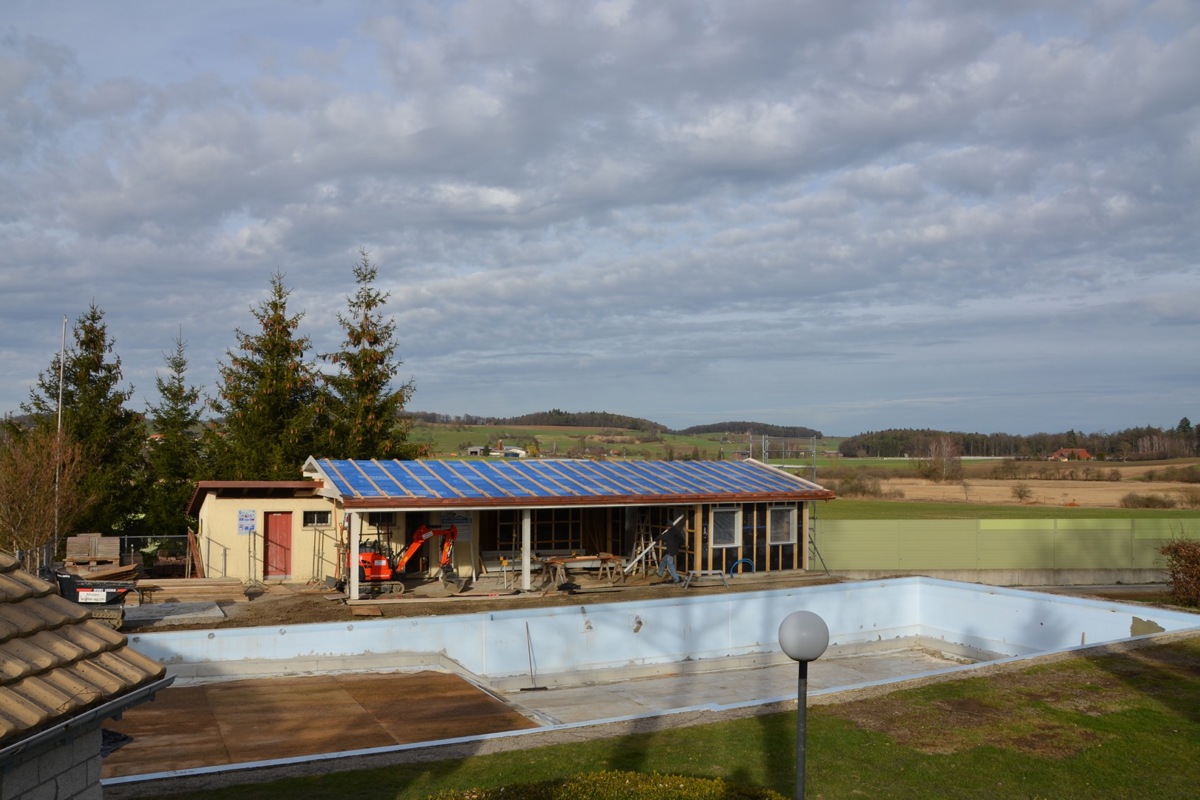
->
[
  {"left": 302, "top": 457, "right": 836, "bottom": 512},
  {"left": 186, "top": 480, "right": 324, "bottom": 517}
]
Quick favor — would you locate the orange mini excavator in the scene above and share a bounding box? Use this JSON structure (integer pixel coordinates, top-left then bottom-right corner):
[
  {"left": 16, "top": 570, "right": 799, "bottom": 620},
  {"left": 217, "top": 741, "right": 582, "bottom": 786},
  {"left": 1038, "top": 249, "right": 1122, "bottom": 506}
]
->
[{"left": 353, "top": 524, "right": 461, "bottom": 594}]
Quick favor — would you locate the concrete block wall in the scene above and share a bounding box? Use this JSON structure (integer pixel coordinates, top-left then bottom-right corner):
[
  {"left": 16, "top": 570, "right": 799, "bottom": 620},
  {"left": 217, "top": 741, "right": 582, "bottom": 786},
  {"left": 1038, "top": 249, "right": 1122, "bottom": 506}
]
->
[{"left": 1, "top": 727, "right": 103, "bottom": 800}]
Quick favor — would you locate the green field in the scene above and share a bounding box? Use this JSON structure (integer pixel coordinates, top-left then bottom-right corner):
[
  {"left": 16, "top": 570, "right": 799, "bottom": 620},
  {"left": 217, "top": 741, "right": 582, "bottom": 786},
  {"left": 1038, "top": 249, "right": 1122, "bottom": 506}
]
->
[{"left": 410, "top": 422, "right": 842, "bottom": 462}]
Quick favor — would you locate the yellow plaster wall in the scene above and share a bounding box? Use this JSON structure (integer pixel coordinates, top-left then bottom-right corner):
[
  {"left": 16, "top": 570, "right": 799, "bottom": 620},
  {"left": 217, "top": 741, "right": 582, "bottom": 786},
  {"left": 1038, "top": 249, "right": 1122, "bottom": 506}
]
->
[{"left": 196, "top": 496, "right": 344, "bottom": 583}]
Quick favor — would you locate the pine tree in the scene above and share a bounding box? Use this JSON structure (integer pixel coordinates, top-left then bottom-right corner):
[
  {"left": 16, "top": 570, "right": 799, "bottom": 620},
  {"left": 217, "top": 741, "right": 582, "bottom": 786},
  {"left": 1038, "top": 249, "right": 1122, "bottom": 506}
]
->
[
  {"left": 208, "top": 272, "right": 320, "bottom": 479},
  {"left": 22, "top": 304, "right": 147, "bottom": 537},
  {"left": 321, "top": 248, "right": 417, "bottom": 459},
  {"left": 144, "top": 331, "right": 201, "bottom": 537}
]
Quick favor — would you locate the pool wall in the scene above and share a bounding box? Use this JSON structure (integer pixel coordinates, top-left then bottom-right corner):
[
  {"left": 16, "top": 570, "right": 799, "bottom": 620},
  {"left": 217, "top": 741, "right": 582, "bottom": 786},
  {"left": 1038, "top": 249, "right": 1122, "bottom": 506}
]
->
[{"left": 129, "top": 577, "right": 1200, "bottom": 682}]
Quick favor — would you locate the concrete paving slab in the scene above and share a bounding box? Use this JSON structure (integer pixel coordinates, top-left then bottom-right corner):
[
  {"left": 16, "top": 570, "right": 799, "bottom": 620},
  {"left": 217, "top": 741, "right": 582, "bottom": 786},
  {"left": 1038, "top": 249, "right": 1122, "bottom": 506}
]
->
[
  {"left": 123, "top": 601, "right": 226, "bottom": 627},
  {"left": 503, "top": 648, "right": 965, "bottom": 724}
]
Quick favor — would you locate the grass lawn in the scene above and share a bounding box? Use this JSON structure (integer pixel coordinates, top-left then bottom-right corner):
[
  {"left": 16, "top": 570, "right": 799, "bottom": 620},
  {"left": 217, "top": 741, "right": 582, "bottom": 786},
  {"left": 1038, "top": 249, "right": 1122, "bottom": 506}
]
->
[{"left": 140, "top": 635, "right": 1200, "bottom": 800}]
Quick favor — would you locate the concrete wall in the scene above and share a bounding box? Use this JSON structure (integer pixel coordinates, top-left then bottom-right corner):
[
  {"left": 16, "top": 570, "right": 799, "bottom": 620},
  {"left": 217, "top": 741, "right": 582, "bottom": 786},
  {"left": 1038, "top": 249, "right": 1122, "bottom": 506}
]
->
[
  {"left": 0, "top": 726, "right": 102, "bottom": 800},
  {"left": 129, "top": 578, "right": 1200, "bottom": 686}
]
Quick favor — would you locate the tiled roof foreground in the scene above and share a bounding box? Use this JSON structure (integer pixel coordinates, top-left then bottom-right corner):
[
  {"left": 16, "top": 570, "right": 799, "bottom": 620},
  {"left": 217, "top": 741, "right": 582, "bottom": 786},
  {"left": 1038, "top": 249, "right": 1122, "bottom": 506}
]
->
[{"left": 0, "top": 551, "right": 166, "bottom": 746}]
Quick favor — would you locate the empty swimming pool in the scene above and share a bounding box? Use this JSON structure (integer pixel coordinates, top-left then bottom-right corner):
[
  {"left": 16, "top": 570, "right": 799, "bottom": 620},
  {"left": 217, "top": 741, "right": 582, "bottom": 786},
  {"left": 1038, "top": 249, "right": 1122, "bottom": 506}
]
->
[{"left": 133, "top": 577, "right": 1200, "bottom": 693}]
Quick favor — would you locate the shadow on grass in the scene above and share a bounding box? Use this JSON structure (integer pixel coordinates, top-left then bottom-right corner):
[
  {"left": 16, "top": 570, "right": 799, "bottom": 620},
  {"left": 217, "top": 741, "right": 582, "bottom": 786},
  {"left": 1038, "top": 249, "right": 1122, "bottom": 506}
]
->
[{"left": 1082, "top": 635, "right": 1200, "bottom": 725}]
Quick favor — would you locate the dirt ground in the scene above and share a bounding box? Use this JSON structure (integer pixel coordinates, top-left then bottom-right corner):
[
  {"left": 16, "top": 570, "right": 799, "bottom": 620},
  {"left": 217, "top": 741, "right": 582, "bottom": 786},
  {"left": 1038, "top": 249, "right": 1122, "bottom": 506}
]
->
[
  {"left": 124, "top": 570, "right": 841, "bottom": 632},
  {"left": 877, "top": 475, "right": 1196, "bottom": 507}
]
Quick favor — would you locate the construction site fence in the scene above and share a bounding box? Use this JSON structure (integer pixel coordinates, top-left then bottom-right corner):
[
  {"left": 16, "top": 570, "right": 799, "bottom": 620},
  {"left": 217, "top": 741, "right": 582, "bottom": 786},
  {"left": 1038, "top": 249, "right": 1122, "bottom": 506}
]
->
[{"left": 813, "top": 518, "right": 1200, "bottom": 572}]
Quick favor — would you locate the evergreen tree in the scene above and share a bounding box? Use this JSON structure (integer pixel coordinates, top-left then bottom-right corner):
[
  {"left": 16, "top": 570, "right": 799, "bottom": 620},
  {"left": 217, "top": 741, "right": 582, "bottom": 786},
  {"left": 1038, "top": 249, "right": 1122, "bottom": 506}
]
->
[
  {"left": 208, "top": 272, "right": 320, "bottom": 479},
  {"left": 22, "top": 304, "right": 147, "bottom": 536},
  {"left": 144, "top": 331, "right": 201, "bottom": 537},
  {"left": 321, "top": 248, "right": 417, "bottom": 459}
]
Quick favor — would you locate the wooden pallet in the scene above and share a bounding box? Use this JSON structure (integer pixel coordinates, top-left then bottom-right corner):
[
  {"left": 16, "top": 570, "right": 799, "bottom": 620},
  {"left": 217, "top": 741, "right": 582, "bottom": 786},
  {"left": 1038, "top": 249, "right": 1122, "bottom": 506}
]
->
[{"left": 65, "top": 533, "right": 122, "bottom": 572}]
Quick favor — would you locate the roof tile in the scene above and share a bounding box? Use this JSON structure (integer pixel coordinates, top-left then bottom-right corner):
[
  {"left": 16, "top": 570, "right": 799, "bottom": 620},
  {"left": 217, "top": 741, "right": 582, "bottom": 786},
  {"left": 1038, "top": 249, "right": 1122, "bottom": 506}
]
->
[{"left": 0, "top": 550, "right": 167, "bottom": 748}]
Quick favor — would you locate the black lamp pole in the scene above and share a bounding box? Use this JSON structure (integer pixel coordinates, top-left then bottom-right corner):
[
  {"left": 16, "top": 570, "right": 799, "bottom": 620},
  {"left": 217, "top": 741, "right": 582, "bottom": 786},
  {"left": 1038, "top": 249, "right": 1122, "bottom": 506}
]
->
[{"left": 779, "top": 610, "right": 829, "bottom": 800}]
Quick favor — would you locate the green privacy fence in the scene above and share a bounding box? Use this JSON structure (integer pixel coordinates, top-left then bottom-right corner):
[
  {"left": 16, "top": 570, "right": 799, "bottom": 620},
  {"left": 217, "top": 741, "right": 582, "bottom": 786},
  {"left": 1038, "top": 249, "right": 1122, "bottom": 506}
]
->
[{"left": 812, "top": 518, "right": 1200, "bottom": 571}]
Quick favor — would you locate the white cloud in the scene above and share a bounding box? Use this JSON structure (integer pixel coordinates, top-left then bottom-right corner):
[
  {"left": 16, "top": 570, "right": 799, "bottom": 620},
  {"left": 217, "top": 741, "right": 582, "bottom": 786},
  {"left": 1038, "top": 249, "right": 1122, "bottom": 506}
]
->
[{"left": 0, "top": 0, "right": 1197, "bottom": 437}]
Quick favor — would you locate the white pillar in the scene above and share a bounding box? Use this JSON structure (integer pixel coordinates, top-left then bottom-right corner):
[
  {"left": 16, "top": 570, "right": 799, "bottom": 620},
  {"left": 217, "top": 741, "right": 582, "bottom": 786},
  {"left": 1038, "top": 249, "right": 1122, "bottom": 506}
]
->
[
  {"left": 348, "top": 512, "right": 360, "bottom": 600},
  {"left": 521, "top": 509, "right": 533, "bottom": 591}
]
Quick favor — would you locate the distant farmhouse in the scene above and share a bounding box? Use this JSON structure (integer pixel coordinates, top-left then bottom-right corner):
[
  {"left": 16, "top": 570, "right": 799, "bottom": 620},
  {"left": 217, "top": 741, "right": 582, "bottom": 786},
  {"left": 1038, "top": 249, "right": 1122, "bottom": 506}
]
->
[
  {"left": 1048, "top": 448, "right": 1094, "bottom": 461},
  {"left": 465, "top": 445, "right": 527, "bottom": 458}
]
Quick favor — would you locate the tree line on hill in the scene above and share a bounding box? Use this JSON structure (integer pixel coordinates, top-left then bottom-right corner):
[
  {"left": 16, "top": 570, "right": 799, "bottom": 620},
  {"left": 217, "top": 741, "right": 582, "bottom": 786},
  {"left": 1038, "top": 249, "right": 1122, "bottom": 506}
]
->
[
  {"left": 838, "top": 423, "right": 1198, "bottom": 461},
  {"left": 0, "top": 249, "right": 420, "bottom": 554},
  {"left": 406, "top": 411, "right": 821, "bottom": 439},
  {"left": 408, "top": 409, "right": 668, "bottom": 433}
]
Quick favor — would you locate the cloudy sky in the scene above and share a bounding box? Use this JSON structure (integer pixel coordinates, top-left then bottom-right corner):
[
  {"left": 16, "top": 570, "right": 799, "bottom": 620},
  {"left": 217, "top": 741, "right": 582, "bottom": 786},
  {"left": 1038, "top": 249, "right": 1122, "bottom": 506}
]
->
[{"left": 2, "top": 1, "right": 1198, "bottom": 437}]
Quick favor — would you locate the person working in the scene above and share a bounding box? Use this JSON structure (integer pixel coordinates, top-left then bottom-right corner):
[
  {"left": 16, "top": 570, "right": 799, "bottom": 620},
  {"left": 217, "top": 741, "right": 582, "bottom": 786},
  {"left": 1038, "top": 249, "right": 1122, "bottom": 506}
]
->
[{"left": 656, "top": 518, "right": 686, "bottom": 585}]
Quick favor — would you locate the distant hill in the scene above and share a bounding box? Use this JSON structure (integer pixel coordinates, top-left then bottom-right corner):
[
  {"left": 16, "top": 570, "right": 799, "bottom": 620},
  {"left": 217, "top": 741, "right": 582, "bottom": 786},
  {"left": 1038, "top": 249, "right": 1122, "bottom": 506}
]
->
[
  {"left": 407, "top": 409, "right": 667, "bottom": 433},
  {"left": 675, "top": 421, "right": 822, "bottom": 438}
]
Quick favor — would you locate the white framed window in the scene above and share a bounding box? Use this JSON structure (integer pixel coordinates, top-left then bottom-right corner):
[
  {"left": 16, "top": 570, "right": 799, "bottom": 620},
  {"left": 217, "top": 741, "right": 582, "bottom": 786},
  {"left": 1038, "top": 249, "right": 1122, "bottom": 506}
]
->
[
  {"left": 303, "top": 510, "right": 332, "bottom": 528},
  {"left": 710, "top": 507, "right": 742, "bottom": 548},
  {"left": 768, "top": 506, "right": 797, "bottom": 545}
]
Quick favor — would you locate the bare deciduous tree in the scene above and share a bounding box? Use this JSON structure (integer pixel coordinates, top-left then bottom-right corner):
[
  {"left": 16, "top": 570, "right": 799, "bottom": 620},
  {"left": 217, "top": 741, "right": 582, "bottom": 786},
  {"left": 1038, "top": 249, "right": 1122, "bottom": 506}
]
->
[
  {"left": 918, "top": 435, "right": 964, "bottom": 483},
  {"left": 0, "top": 427, "right": 90, "bottom": 563}
]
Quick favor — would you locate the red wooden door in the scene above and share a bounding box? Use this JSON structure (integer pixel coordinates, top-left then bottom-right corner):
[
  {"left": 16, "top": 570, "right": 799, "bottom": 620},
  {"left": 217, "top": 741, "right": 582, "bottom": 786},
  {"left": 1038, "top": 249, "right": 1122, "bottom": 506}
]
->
[{"left": 264, "top": 512, "right": 292, "bottom": 578}]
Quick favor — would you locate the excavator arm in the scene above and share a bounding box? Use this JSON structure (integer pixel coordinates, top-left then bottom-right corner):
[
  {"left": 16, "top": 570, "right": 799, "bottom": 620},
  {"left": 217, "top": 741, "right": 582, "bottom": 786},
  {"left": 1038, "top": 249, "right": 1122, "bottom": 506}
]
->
[{"left": 394, "top": 524, "right": 459, "bottom": 574}]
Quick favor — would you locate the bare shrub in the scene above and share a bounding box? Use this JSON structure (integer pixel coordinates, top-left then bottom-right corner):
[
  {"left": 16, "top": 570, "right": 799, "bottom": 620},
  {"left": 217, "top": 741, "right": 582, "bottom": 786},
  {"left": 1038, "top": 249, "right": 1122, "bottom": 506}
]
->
[
  {"left": 1011, "top": 482, "right": 1033, "bottom": 502},
  {"left": 1176, "top": 487, "right": 1200, "bottom": 509},
  {"left": 990, "top": 459, "right": 1021, "bottom": 480},
  {"left": 1119, "top": 492, "right": 1177, "bottom": 509},
  {"left": 1160, "top": 539, "right": 1200, "bottom": 606},
  {"left": 830, "top": 473, "right": 883, "bottom": 498}
]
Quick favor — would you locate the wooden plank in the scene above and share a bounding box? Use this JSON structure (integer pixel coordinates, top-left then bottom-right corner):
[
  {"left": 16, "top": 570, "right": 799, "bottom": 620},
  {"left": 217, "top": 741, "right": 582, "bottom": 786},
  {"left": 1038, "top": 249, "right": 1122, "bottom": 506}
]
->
[{"left": 187, "top": 529, "right": 206, "bottom": 578}]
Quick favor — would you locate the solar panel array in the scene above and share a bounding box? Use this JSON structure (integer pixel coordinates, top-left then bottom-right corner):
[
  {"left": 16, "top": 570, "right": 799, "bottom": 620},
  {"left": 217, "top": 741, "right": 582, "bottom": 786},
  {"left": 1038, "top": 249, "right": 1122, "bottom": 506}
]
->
[{"left": 310, "top": 458, "right": 830, "bottom": 507}]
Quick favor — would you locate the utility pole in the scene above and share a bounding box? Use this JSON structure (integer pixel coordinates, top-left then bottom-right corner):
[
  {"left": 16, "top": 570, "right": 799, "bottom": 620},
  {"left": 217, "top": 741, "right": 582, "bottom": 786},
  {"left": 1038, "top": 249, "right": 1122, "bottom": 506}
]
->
[{"left": 53, "top": 315, "right": 66, "bottom": 569}]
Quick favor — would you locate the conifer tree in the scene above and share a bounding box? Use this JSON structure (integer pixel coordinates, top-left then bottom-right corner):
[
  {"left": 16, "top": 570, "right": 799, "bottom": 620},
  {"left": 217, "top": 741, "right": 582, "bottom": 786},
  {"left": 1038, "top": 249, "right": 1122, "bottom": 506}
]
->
[
  {"left": 144, "top": 331, "right": 201, "bottom": 536},
  {"left": 22, "top": 304, "right": 146, "bottom": 536},
  {"left": 321, "top": 248, "right": 417, "bottom": 459},
  {"left": 208, "top": 272, "right": 319, "bottom": 479}
]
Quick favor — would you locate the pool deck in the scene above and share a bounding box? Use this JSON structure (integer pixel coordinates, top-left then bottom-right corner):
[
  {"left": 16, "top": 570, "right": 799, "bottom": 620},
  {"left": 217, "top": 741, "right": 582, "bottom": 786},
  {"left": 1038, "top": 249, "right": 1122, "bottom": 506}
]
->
[{"left": 101, "top": 642, "right": 969, "bottom": 792}]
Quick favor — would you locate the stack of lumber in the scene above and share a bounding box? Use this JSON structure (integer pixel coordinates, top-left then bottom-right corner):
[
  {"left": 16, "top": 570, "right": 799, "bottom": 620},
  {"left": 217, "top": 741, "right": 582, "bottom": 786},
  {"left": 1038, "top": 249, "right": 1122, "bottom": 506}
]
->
[
  {"left": 64, "top": 534, "right": 138, "bottom": 580},
  {"left": 138, "top": 577, "right": 254, "bottom": 603}
]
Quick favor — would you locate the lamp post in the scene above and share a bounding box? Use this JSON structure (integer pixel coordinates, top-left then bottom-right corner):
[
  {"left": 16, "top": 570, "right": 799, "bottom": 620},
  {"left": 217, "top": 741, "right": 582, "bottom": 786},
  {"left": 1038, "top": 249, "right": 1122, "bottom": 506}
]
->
[{"left": 778, "top": 610, "right": 829, "bottom": 800}]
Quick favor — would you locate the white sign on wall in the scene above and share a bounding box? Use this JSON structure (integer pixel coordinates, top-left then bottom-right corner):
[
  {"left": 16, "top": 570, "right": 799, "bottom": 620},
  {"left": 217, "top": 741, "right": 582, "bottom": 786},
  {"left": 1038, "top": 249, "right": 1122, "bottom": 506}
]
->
[
  {"left": 238, "top": 510, "right": 256, "bottom": 536},
  {"left": 440, "top": 511, "right": 472, "bottom": 542}
]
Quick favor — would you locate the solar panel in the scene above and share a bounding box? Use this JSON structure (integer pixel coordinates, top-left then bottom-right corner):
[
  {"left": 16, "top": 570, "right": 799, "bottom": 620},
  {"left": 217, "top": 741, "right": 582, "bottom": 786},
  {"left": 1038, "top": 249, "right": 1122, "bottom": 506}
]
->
[{"left": 312, "top": 457, "right": 828, "bottom": 505}]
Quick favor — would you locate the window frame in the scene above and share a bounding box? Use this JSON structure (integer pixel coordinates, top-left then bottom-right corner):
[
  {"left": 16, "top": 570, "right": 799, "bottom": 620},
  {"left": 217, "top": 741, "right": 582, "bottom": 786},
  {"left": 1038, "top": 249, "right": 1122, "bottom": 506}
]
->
[
  {"left": 302, "top": 509, "right": 332, "bottom": 528},
  {"left": 767, "top": 505, "right": 797, "bottom": 545},
  {"left": 710, "top": 506, "right": 742, "bottom": 549}
]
